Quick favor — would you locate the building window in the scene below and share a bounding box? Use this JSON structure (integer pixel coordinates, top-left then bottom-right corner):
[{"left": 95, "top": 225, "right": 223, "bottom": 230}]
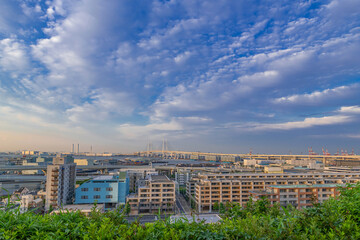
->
[
  {"left": 106, "top": 195, "right": 113, "bottom": 199},
  {"left": 94, "top": 188, "right": 101, "bottom": 191},
  {"left": 81, "top": 188, "right": 88, "bottom": 192},
  {"left": 106, "top": 187, "right": 113, "bottom": 191},
  {"left": 94, "top": 195, "right": 100, "bottom": 199},
  {"left": 81, "top": 196, "right": 88, "bottom": 199}
]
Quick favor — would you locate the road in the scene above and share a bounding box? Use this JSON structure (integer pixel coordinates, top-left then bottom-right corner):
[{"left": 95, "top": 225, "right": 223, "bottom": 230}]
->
[
  {"left": 176, "top": 194, "right": 191, "bottom": 214},
  {"left": 125, "top": 215, "right": 169, "bottom": 224}
]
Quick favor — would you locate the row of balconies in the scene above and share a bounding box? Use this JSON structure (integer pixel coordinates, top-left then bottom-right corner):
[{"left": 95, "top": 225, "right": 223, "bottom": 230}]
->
[{"left": 206, "top": 174, "right": 360, "bottom": 180}]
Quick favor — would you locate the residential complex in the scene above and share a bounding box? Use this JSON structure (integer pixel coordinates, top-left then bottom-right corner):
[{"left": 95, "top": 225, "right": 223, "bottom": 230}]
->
[
  {"left": 250, "top": 184, "right": 341, "bottom": 209},
  {"left": 126, "top": 175, "right": 176, "bottom": 215},
  {"left": 75, "top": 172, "right": 129, "bottom": 207},
  {"left": 127, "top": 168, "right": 158, "bottom": 192},
  {"left": 175, "top": 169, "right": 198, "bottom": 186},
  {"left": 189, "top": 172, "right": 360, "bottom": 213}
]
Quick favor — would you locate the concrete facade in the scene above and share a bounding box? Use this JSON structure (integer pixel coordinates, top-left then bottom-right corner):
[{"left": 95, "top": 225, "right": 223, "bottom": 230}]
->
[
  {"left": 45, "top": 155, "right": 76, "bottom": 210},
  {"left": 250, "top": 184, "right": 341, "bottom": 209},
  {"left": 192, "top": 172, "right": 360, "bottom": 213},
  {"left": 75, "top": 172, "right": 129, "bottom": 206},
  {"left": 175, "top": 169, "right": 198, "bottom": 186},
  {"left": 127, "top": 175, "right": 175, "bottom": 215}
]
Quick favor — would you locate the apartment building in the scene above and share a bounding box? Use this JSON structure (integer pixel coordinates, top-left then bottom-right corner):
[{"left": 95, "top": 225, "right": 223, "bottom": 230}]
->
[
  {"left": 192, "top": 172, "right": 360, "bottom": 213},
  {"left": 45, "top": 155, "right": 76, "bottom": 210},
  {"left": 250, "top": 184, "right": 341, "bottom": 209},
  {"left": 175, "top": 169, "right": 199, "bottom": 186},
  {"left": 75, "top": 172, "right": 129, "bottom": 207},
  {"left": 127, "top": 168, "right": 158, "bottom": 192},
  {"left": 126, "top": 175, "right": 175, "bottom": 215}
]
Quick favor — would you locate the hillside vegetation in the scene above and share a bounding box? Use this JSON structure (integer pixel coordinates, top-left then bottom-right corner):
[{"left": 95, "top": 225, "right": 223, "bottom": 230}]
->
[{"left": 1, "top": 184, "right": 360, "bottom": 239}]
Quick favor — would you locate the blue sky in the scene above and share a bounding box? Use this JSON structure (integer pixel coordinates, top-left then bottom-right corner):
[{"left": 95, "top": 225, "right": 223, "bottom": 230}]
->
[{"left": 0, "top": 0, "right": 359, "bottom": 154}]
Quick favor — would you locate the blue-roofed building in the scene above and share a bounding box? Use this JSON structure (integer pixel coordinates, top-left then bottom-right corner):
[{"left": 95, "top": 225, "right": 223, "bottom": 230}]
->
[{"left": 75, "top": 172, "right": 129, "bottom": 208}]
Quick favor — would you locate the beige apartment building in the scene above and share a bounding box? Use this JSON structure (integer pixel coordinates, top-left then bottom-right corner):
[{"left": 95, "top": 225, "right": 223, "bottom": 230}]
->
[
  {"left": 126, "top": 175, "right": 175, "bottom": 215},
  {"left": 190, "top": 172, "right": 360, "bottom": 213},
  {"left": 250, "top": 184, "right": 341, "bottom": 209},
  {"left": 45, "top": 155, "right": 76, "bottom": 210}
]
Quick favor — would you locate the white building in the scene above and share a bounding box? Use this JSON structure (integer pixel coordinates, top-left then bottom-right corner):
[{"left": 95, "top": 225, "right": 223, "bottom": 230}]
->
[{"left": 175, "top": 169, "right": 198, "bottom": 186}]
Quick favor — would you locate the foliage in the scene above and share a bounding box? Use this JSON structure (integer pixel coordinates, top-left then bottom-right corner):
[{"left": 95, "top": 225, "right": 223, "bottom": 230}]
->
[
  {"left": 76, "top": 179, "right": 90, "bottom": 185},
  {"left": 1, "top": 184, "right": 360, "bottom": 239}
]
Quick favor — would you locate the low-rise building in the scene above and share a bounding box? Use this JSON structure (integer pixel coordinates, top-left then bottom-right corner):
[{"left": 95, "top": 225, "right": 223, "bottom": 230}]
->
[
  {"left": 192, "top": 172, "right": 360, "bottom": 213},
  {"left": 264, "top": 166, "right": 283, "bottom": 173},
  {"left": 51, "top": 204, "right": 105, "bottom": 216},
  {"left": 74, "top": 159, "right": 94, "bottom": 166},
  {"left": 126, "top": 175, "right": 175, "bottom": 215},
  {"left": 250, "top": 184, "right": 341, "bottom": 209},
  {"left": 75, "top": 172, "right": 129, "bottom": 208}
]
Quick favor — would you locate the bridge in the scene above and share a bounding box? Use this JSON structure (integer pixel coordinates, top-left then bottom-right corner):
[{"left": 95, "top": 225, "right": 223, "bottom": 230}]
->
[{"left": 136, "top": 150, "right": 360, "bottom": 164}]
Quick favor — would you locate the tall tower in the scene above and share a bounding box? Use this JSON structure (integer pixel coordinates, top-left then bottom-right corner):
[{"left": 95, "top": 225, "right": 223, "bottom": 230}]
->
[
  {"left": 45, "top": 155, "right": 76, "bottom": 211},
  {"left": 77, "top": 144, "right": 80, "bottom": 154}
]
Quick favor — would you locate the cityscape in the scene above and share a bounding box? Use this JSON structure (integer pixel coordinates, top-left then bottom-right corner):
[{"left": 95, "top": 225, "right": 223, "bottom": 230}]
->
[
  {"left": 1, "top": 0, "right": 360, "bottom": 238},
  {"left": 1, "top": 147, "right": 360, "bottom": 221}
]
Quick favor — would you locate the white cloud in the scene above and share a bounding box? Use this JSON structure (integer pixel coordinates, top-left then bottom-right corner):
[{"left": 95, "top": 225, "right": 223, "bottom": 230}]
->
[
  {"left": 118, "top": 119, "right": 183, "bottom": 139},
  {"left": 235, "top": 70, "right": 279, "bottom": 88},
  {"left": 174, "top": 51, "right": 192, "bottom": 64},
  {"left": 274, "top": 84, "right": 360, "bottom": 104},
  {"left": 249, "top": 115, "right": 352, "bottom": 131},
  {"left": 66, "top": 90, "right": 135, "bottom": 123},
  {"left": 0, "top": 38, "right": 29, "bottom": 73},
  {"left": 338, "top": 105, "right": 360, "bottom": 114}
]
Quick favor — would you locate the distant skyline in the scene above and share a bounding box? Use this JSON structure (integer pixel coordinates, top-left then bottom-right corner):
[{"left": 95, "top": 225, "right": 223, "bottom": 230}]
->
[{"left": 0, "top": 0, "right": 359, "bottom": 154}]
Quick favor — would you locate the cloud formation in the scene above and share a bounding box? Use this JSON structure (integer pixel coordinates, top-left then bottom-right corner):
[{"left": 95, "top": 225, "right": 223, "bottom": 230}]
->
[{"left": 0, "top": 0, "right": 359, "bottom": 153}]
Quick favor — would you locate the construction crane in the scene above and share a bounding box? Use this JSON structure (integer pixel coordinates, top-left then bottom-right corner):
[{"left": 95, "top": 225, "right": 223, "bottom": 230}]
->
[
  {"left": 341, "top": 149, "right": 349, "bottom": 156},
  {"left": 322, "top": 147, "right": 331, "bottom": 156},
  {"left": 308, "top": 147, "right": 317, "bottom": 155},
  {"left": 349, "top": 148, "right": 355, "bottom": 156}
]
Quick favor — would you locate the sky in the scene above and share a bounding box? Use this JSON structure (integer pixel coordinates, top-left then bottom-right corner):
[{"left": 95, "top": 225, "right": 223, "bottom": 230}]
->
[{"left": 0, "top": 0, "right": 359, "bottom": 154}]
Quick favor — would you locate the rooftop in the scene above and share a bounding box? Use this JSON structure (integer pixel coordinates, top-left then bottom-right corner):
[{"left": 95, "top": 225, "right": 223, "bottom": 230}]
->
[
  {"left": 170, "top": 214, "right": 221, "bottom": 224},
  {"left": 149, "top": 175, "right": 172, "bottom": 182},
  {"left": 269, "top": 184, "right": 344, "bottom": 189},
  {"left": 93, "top": 176, "right": 114, "bottom": 181}
]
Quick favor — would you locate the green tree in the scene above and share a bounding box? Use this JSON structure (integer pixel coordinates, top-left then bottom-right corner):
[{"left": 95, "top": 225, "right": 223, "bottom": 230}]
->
[
  {"left": 212, "top": 201, "right": 219, "bottom": 211},
  {"left": 124, "top": 202, "right": 131, "bottom": 215}
]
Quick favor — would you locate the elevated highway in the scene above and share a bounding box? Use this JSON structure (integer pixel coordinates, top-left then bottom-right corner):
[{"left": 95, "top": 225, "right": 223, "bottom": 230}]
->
[{"left": 0, "top": 165, "right": 152, "bottom": 172}]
